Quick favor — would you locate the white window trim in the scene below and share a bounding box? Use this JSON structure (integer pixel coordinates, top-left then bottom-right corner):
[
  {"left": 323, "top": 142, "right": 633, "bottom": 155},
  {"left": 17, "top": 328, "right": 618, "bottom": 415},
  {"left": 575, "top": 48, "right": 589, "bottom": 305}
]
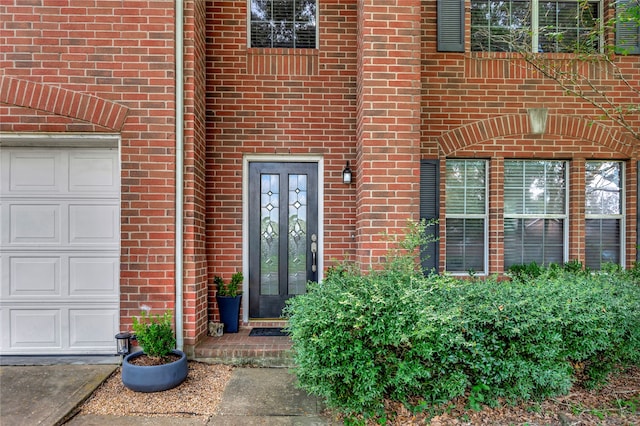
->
[
  {"left": 503, "top": 160, "right": 570, "bottom": 266},
  {"left": 531, "top": 0, "right": 540, "bottom": 53},
  {"left": 472, "top": 0, "right": 605, "bottom": 53},
  {"left": 445, "top": 159, "right": 489, "bottom": 276},
  {"left": 246, "top": 0, "right": 320, "bottom": 49},
  {"left": 534, "top": 0, "right": 604, "bottom": 54},
  {"left": 585, "top": 161, "right": 626, "bottom": 268}
]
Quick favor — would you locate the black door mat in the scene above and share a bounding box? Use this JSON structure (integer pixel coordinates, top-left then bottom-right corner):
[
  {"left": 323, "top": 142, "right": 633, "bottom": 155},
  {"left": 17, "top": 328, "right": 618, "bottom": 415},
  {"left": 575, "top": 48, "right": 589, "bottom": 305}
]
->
[{"left": 249, "top": 327, "right": 289, "bottom": 337}]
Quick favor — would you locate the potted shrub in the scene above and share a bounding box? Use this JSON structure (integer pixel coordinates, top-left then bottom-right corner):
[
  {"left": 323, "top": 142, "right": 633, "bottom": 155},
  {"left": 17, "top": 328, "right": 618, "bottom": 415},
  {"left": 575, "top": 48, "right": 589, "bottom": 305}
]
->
[
  {"left": 215, "top": 272, "right": 243, "bottom": 333},
  {"left": 121, "top": 309, "right": 188, "bottom": 392}
]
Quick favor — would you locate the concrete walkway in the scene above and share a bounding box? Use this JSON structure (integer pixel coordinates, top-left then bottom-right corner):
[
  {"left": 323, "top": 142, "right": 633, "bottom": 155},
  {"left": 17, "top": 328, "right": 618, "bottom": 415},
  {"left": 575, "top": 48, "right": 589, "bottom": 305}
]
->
[
  {"left": 0, "top": 362, "right": 117, "bottom": 426},
  {"left": 0, "top": 358, "right": 339, "bottom": 425},
  {"left": 208, "top": 368, "right": 331, "bottom": 425}
]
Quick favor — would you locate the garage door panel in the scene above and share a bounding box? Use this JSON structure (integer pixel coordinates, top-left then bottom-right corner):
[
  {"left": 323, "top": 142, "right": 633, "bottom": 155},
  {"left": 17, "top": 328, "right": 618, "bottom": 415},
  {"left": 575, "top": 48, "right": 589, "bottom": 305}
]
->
[
  {"left": 69, "top": 309, "right": 119, "bottom": 349},
  {"left": 10, "top": 309, "right": 62, "bottom": 349},
  {"left": 9, "top": 204, "right": 60, "bottom": 244},
  {"left": 10, "top": 256, "right": 61, "bottom": 296},
  {"left": 69, "top": 151, "right": 119, "bottom": 194},
  {"left": 1, "top": 146, "right": 120, "bottom": 355},
  {"left": 5, "top": 151, "right": 63, "bottom": 193},
  {"left": 6, "top": 201, "right": 120, "bottom": 247},
  {"left": 69, "top": 257, "right": 118, "bottom": 295},
  {"left": 3, "top": 307, "right": 119, "bottom": 353},
  {"left": 69, "top": 204, "right": 119, "bottom": 244},
  {"left": 5, "top": 253, "right": 120, "bottom": 300}
]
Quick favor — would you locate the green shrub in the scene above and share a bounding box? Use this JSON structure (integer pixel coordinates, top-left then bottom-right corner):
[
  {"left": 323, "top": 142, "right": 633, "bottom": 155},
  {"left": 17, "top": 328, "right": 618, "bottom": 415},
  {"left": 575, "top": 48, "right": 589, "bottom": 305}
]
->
[
  {"left": 507, "top": 261, "right": 545, "bottom": 283},
  {"left": 507, "top": 259, "right": 590, "bottom": 284},
  {"left": 132, "top": 310, "right": 176, "bottom": 359},
  {"left": 285, "top": 222, "right": 640, "bottom": 419},
  {"left": 215, "top": 272, "right": 243, "bottom": 297},
  {"left": 620, "top": 260, "right": 640, "bottom": 284}
]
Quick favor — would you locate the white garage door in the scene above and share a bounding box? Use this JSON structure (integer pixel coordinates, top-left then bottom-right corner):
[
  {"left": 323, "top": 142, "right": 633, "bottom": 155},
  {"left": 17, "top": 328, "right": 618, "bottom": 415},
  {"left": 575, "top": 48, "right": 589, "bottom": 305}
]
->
[{"left": 0, "top": 147, "right": 120, "bottom": 355}]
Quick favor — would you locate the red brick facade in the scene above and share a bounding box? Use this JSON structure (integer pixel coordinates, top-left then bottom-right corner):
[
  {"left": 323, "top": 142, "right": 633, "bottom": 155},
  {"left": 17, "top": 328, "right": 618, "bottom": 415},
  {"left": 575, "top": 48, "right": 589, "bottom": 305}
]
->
[
  {"left": 2, "top": 0, "right": 639, "bottom": 352},
  {"left": 0, "top": 1, "right": 179, "bottom": 336}
]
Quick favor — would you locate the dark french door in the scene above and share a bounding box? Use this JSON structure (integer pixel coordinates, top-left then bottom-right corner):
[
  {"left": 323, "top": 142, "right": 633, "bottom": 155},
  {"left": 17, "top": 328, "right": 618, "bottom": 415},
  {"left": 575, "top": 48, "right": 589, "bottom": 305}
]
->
[{"left": 248, "top": 162, "right": 319, "bottom": 318}]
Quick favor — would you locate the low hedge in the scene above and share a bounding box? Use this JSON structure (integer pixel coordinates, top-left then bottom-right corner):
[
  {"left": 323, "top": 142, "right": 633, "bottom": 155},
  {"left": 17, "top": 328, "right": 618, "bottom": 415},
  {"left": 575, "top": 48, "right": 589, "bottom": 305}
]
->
[{"left": 285, "top": 265, "right": 640, "bottom": 418}]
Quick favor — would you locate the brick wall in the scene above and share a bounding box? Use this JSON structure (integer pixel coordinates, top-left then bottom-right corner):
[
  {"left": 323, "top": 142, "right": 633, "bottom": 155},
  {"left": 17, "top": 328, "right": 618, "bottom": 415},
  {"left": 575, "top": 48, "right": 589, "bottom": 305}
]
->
[
  {"left": 206, "top": 0, "right": 640, "bottom": 314},
  {"left": 0, "top": 1, "right": 178, "bottom": 331},
  {"left": 205, "top": 0, "right": 359, "bottom": 320},
  {"left": 355, "top": 0, "right": 423, "bottom": 267},
  {"left": 3, "top": 0, "right": 639, "bottom": 343},
  {"left": 183, "top": 0, "right": 209, "bottom": 347},
  {"left": 420, "top": 0, "right": 640, "bottom": 272}
]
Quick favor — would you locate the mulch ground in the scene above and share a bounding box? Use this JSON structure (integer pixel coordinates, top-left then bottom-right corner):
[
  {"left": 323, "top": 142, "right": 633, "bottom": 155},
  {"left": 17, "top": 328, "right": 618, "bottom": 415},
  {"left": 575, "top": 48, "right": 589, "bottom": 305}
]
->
[
  {"left": 127, "top": 352, "right": 182, "bottom": 366},
  {"left": 355, "top": 366, "right": 640, "bottom": 425}
]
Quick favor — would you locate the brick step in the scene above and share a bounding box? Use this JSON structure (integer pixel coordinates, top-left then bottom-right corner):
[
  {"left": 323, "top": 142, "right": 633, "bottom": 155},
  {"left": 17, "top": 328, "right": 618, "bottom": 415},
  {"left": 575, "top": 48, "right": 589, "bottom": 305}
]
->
[{"left": 192, "top": 325, "right": 294, "bottom": 368}]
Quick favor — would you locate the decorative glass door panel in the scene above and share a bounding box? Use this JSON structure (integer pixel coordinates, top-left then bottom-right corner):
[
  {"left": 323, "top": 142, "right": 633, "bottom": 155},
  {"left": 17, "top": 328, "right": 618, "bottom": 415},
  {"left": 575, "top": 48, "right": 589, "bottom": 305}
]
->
[
  {"left": 260, "top": 174, "right": 280, "bottom": 296},
  {"left": 249, "top": 162, "right": 318, "bottom": 318}
]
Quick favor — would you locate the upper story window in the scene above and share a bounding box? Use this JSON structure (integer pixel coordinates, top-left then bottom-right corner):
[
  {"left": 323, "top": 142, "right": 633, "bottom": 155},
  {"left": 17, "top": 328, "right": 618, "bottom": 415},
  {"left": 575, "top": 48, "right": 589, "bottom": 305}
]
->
[
  {"left": 470, "top": 0, "right": 602, "bottom": 52},
  {"left": 438, "top": 0, "right": 639, "bottom": 54},
  {"left": 250, "top": 0, "right": 317, "bottom": 48}
]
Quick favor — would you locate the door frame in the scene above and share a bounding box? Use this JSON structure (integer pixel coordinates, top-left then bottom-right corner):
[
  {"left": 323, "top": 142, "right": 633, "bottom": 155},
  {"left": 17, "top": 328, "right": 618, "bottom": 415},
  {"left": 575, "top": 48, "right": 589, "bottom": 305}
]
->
[{"left": 242, "top": 155, "right": 324, "bottom": 322}]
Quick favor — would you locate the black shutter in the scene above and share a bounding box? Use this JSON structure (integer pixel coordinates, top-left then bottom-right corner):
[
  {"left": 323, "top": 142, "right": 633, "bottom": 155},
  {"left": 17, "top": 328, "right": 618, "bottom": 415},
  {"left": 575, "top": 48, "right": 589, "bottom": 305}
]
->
[
  {"left": 420, "top": 160, "right": 440, "bottom": 274},
  {"left": 437, "top": 0, "right": 465, "bottom": 52},
  {"left": 616, "top": 0, "right": 640, "bottom": 55}
]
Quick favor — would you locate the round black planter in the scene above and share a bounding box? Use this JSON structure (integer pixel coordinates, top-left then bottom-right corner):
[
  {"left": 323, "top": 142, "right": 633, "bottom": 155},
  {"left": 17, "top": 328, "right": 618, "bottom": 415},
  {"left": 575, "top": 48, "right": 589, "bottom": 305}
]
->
[
  {"left": 217, "top": 295, "right": 242, "bottom": 333},
  {"left": 121, "top": 349, "right": 188, "bottom": 392}
]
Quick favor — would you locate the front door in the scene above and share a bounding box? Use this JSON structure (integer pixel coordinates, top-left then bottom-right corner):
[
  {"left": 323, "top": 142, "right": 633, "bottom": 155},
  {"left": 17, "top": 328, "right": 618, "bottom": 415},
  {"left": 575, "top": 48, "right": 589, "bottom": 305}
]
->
[{"left": 248, "top": 162, "right": 318, "bottom": 318}]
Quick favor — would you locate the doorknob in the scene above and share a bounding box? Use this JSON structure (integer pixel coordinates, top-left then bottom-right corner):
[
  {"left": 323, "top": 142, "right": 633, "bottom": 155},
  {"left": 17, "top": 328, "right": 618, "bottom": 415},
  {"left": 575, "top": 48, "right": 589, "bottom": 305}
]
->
[{"left": 311, "top": 233, "right": 317, "bottom": 272}]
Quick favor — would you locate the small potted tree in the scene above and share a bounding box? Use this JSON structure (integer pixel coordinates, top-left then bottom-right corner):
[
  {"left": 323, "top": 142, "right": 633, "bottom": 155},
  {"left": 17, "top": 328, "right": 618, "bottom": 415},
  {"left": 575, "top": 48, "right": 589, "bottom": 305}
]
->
[
  {"left": 215, "top": 272, "right": 243, "bottom": 333},
  {"left": 121, "top": 309, "right": 188, "bottom": 392}
]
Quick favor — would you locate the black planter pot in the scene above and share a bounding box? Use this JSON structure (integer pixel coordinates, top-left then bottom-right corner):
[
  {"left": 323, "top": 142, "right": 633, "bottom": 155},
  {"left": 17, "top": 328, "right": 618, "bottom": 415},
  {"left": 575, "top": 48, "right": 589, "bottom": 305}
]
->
[
  {"left": 121, "top": 349, "right": 188, "bottom": 392},
  {"left": 217, "top": 295, "right": 242, "bottom": 333}
]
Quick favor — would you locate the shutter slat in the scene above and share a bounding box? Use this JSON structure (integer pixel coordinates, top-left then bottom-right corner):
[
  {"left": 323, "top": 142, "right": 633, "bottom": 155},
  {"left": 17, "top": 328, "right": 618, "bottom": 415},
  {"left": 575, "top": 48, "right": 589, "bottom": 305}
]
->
[
  {"left": 616, "top": 0, "right": 640, "bottom": 54},
  {"left": 420, "top": 160, "right": 440, "bottom": 274},
  {"left": 438, "top": 0, "right": 465, "bottom": 52}
]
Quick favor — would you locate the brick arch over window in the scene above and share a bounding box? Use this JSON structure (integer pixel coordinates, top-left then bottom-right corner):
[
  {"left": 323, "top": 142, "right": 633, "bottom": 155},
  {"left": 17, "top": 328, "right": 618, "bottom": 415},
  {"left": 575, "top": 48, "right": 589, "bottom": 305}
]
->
[
  {"left": 0, "top": 76, "right": 128, "bottom": 131},
  {"left": 438, "top": 114, "right": 634, "bottom": 157}
]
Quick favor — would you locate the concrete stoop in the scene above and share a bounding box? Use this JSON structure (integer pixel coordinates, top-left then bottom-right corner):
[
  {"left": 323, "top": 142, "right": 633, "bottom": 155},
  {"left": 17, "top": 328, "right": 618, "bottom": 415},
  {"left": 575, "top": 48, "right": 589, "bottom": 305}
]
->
[
  {"left": 193, "top": 350, "right": 294, "bottom": 368},
  {"left": 192, "top": 325, "right": 295, "bottom": 367}
]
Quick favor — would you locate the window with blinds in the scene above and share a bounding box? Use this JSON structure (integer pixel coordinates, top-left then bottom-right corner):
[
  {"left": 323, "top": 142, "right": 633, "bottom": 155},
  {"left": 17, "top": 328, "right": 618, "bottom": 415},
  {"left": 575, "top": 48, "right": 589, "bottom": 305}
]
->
[
  {"left": 445, "top": 160, "right": 488, "bottom": 274},
  {"left": 250, "top": 0, "right": 317, "bottom": 48},
  {"left": 585, "top": 161, "right": 623, "bottom": 269},
  {"left": 503, "top": 160, "right": 567, "bottom": 268},
  {"left": 471, "top": 0, "right": 602, "bottom": 52}
]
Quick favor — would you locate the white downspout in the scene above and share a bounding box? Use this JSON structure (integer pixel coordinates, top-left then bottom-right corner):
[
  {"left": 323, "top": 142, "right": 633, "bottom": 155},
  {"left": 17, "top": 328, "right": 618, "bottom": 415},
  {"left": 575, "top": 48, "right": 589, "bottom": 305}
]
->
[{"left": 175, "top": 0, "right": 184, "bottom": 351}]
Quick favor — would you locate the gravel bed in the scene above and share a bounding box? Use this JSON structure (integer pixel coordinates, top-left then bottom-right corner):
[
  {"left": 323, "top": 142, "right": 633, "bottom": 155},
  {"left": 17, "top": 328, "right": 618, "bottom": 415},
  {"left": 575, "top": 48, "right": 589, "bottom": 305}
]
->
[{"left": 79, "top": 362, "right": 234, "bottom": 418}]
